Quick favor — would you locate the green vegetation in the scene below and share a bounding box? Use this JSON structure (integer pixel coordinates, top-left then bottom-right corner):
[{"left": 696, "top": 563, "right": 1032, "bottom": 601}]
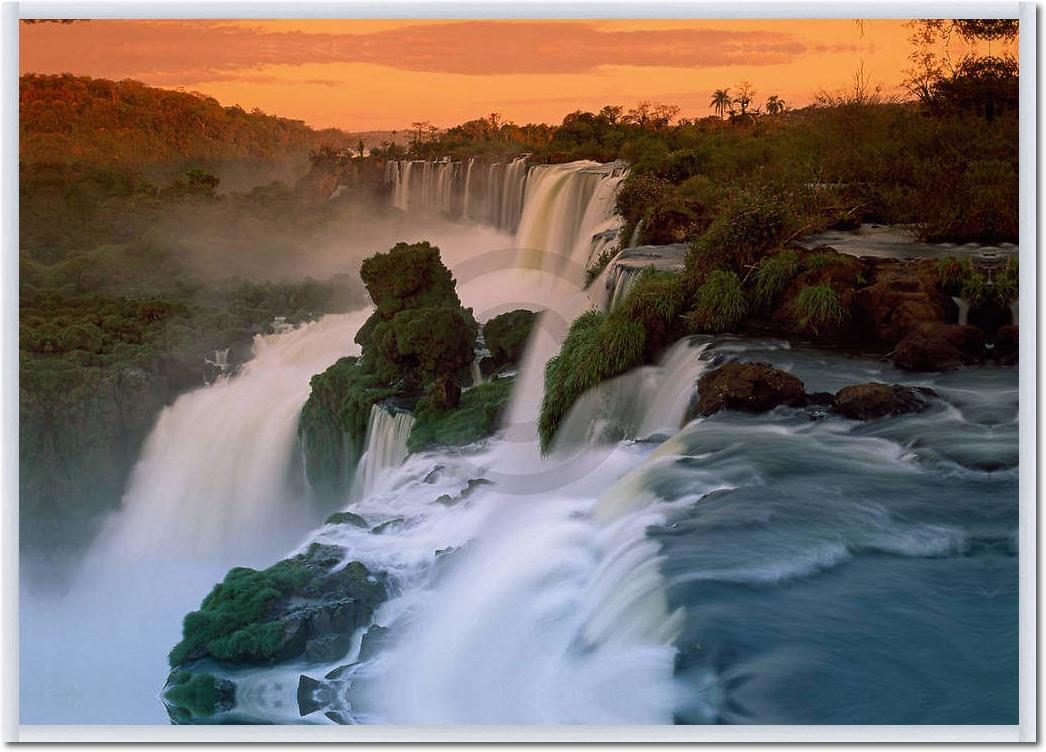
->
[
  {"left": 539, "top": 310, "right": 646, "bottom": 451},
  {"left": 688, "top": 270, "right": 748, "bottom": 333},
  {"left": 169, "top": 558, "right": 311, "bottom": 666},
  {"left": 298, "top": 356, "right": 397, "bottom": 499},
  {"left": 169, "top": 544, "right": 385, "bottom": 668},
  {"left": 482, "top": 310, "right": 537, "bottom": 371},
  {"left": 795, "top": 285, "right": 850, "bottom": 333},
  {"left": 753, "top": 251, "right": 801, "bottom": 307},
  {"left": 164, "top": 672, "right": 228, "bottom": 720},
  {"left": 804, "top": 250, "right": 857, "bottom": 271},
  {"left": 408, "top": 377, "right": 515, "bottom": 452}
]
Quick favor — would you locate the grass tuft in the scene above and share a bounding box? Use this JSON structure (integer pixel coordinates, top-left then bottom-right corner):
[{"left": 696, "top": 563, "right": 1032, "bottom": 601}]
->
[
  {"left": 688, "top": 270, "right": 748, "bottom": 332},
  {"left": 795, "top": 284, "right": 849, "bottom": 333}
]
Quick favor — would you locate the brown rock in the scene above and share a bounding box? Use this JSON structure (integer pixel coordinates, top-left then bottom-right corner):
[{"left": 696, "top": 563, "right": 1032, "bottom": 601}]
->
[
  {"left": 892, "top": 322, "right": 985, "bottom": 371},
  {"left": 692, "top": 362, "right": 807, "bottom": 417},
  {"left": 994, "top": 325, "right": 1018, "bottom": 365},
  {"left": 832, "top": 383, "right": 935, "bottom": 420},
  {"left": 856, "top": 259, "right": 954, "bottom": 344}
]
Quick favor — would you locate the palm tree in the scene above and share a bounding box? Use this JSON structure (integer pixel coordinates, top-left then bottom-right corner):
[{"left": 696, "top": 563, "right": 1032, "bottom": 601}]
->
[
  {"left": 765, "top": 95, "right": 786, "bottom": 115},
  {"left": 710, "top": 89, "right": 731, "bottom": 119}
]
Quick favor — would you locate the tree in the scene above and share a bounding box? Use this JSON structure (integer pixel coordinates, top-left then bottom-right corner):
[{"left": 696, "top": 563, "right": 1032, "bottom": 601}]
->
[
  {"left": 765, "top": 95, "right": 785, "bottom": 115},
  {"left": 356, "top": 138, "right": 366, "bottom": 158},
  {"left": 599, "top": 105, "right": 624, "bottom": 125},
  {"left": 409, "top": 121, "right": 431, "bottom": 146},
  {"left": 731, "top": 81, "right": 755, "bottom": 115},
  {"left": 710, "top": 89, "right": 731, "bottom": 119}
]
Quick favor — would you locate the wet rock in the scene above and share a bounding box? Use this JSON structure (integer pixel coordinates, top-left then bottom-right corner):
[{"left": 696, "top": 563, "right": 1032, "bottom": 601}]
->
[
  {"left": 892, "top": 322, "right": 985, "bottom": 371},
  {"left": 691, "top": 362, "right": 808, "bottom": 418},
  {"left": 325, "top": 511, "right": 368, "bottom": 528},
  {"left": 297, "top": 674, "right": 335, "bottom": 716},
  {"left": 371, "top": 518, "right": 404, "bottom": 534},
  {"left": 832, "top": 383, "right": 936, "bottom": 420},
  {"left": 856, "top": 259, "right": 954, "bottom": 343},
  {"left": 357, "top": 624, "right": 391, "bottom": 663},
  {"left": 995, "top": 325, "right": 1018, "bottom": 365},
  {"left": 305, "top": 634, "right": 352, "bottom": 663}
]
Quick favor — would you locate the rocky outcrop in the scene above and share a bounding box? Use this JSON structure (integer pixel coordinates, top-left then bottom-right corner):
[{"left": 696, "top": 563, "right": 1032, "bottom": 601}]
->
[
  {"left": 832, "top": 383, "right": 935, "bottom": 420},
  {"left": 892, "top": 322, "right": 985, "bottom": 372},
  {"left": 168, "top": 542, "right": 387, "bottom": 670},
  {"left": 691, "top": 362, "right": 808, "bottom": 417},
  {"left": 691, "top": 362, "right": 939, "bottom": 421}
]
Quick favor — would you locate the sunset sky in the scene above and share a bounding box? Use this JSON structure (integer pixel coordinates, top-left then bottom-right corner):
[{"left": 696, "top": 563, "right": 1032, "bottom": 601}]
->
[{"left": 19, "top": 19, "right": 996, "bottom": 131}]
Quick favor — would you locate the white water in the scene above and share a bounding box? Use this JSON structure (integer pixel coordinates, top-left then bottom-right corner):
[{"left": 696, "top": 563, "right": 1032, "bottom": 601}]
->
[
  {"left": 952, "top": 296, "right": 971, "bottom": 326},
  {"left": 25, "top": 160, "right": 678, "bottom": 726},
  {"left": 98, "top": 311, "right": 372, "bottom": 563},
  {"left": 350, "top": 405, "right": 416, "bottom": 501}
]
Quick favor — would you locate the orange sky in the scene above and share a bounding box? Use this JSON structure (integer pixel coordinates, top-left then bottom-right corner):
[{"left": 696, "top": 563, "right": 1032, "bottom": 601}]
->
[{"left": 19, "top": 19, "right": 1006, "bottom": 131}]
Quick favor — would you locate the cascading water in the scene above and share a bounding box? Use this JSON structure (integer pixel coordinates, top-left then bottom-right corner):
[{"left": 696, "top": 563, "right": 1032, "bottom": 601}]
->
[
  {"left": 350, "top": 405, "right": 416, "bottom": 501},
  {"left": 98, "top": 311, "right": 371, "bottom": 563}
]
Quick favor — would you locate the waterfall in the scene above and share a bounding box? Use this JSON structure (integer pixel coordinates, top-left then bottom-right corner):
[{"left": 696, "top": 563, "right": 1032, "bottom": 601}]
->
[
  {"left": 470, "top": 357, "right": 485, "bottom": 387},
  {"left": 515, "top": 161, "right": 626, "bottom": 277},
  {"left": 951, "top": 296, "right": 970, "bottom": 326},
  {"left": 97, "top": 311, "right": 371, "bottom": 562},
  {"left": 350, "top": 404, "right": 416, "bottom": 501},
  {"left": 462, "top": 158, "right": 475, "bottom": 220},
  {"left": 549, "top": 339, "right": 711, "bottom": 450}
]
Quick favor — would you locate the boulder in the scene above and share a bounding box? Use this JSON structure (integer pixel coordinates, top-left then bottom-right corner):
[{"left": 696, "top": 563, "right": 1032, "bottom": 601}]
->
[
  {"left": 305, "top": 634, "right": 352, "bottom": 663},
  {"left": 691, "top": 362, "right": 808, "bottom": 417},
  {"left": 832, "top": 383, "right": 936, "bottom": 420},
  {"left": 856, "top": 259, "right": 954, "bottom": 344},
  {"left": 995, "top": 325, "right": 1018, "bottom": 365},
  {"left": 892, "top": 322, "right": 985, "bottom": 371}
]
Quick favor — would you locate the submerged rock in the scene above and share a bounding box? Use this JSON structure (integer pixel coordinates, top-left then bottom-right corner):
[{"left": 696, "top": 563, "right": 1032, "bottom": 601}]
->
[
  {"left": 691, "top": 362, "right": 808, "bottom": 417},
  {"left": 325, "top": 511, "right": 368, "bottom": 528},
  {"left": 832, "top": 383, "right": 936, "bottom": 420},
  {"left": 297, "top": 674, "right": 336, "bottom": 717}
]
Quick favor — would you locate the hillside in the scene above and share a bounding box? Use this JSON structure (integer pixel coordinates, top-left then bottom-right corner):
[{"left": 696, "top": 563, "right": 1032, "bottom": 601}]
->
[{"left": 20, "top": 73, "right": 355, "bottom": 168}]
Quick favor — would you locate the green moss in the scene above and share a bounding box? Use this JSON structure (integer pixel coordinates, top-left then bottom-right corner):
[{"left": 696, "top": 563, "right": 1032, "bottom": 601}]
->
[
  {"left": 169, "top": 558, "right": 311, "bottom": 667},
  {"left": 753, "top": 251, "right": 800, "bottom": 307},
  {"left": 169, "top": 549, "right": 385, "bottom": 668},
  {"left": 408, "top": 377, "right": 514, "bottom": 452},
  {"left": 688, "top": 270, "right": 748, "bottom": 333},
  {"left": 538, "top": 310, "right": 646, "bottom": 452},
  {"left": 482, "top": 310, "right": 537, "bottom": 370},
  {"left": 795, "top": 284, "right": 850, "bottom": 333},
  {"left": 163, "top": 672, "right": 228, "bottom": 719}
]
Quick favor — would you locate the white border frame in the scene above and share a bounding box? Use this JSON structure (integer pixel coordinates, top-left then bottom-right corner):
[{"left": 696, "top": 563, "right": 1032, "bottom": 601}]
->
[{"left": 2, "top": 0, "right": 1035, "bottom": 743}]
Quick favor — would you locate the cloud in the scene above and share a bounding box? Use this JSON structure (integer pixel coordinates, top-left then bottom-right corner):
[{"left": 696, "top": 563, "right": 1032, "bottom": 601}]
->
[{"left": 20, "top": 19, "right": 839, "bottom": 82}]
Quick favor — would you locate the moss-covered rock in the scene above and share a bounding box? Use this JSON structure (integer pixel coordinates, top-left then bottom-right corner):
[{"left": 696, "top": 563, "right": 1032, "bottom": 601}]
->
[
  {"left": 482, "top": 310, "right": 537, "bottom": 371},
  {"left": 408, "top": 377, "right": 514, "bottom": 452},
  {"left": 168, "top": 542, "right": 387, "bottom": 668},
  {"left": 324, "top": 510, "right": 368, "bottom": 528}
]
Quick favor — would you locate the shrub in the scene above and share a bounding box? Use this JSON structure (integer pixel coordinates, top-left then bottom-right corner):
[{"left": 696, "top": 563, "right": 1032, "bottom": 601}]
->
[
  {"left": 753, "top": 251, "right": 800, "bottom": 307},
  {"left": 408, "top": 377, "right": 514, "bottom": 452},
  {"left": 795, "top": 285, "right": 849, "bottom": 333},
  {"left": 358, "top": 241, "right": 461, "bottom": 318},
  {"left": 803, "top": 250, "right": 856, "bottom": 271},
  {"left": 934, "top": 256, "right": 967, "bottom": 295},
  {"left": 482, "top": 310, "right": 537, "bottom": 369},
  {"left": 688, "top": 270, "right": 748, "bottom": 332},
  {"left": 538, "top": 310, "right": 645, "bottom": 451},
  {"left": 685, "top": 188, "right": 788, "bottom": 283}
]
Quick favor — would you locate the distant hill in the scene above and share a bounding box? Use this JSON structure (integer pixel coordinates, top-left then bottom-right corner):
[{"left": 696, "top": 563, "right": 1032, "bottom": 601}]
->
[{"left": 20, "top": 74, "right": 356, "bottom": 169}]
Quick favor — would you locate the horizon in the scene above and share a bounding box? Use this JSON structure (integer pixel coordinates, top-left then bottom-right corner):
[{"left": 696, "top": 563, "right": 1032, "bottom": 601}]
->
[{"left": 16, "top": 18, "right": 1003, "bottom": 132}]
